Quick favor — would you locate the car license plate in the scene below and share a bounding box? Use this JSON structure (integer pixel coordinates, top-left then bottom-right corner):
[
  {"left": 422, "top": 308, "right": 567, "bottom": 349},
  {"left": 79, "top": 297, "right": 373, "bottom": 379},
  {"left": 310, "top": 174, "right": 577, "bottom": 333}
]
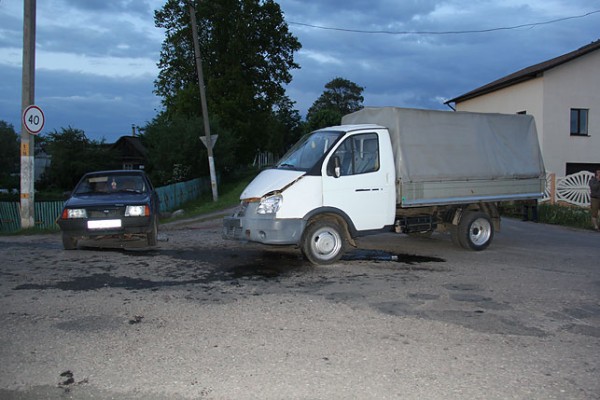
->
[{"left": 88, "top": 219, "right": 122, "bottom": 229}]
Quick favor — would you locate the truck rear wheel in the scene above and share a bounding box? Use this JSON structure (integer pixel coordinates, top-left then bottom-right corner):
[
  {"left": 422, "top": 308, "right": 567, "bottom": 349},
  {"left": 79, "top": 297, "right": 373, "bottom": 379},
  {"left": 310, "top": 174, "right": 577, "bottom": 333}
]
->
[
  {"left": 457, "top": 211, "right": 493, "bottom": 251},
  {"left": 301, "top": 218, "right": 347, "bottom": 265}
]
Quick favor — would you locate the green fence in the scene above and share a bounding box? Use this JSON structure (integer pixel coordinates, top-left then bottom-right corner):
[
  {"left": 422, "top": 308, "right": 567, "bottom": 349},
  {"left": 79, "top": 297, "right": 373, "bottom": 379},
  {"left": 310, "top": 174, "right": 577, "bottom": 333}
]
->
[
  {"left": 0, "top": 177, "right": 210, "bottom": 233},
  {"left": 0, "top": 202, "right": 21, "bottom": 232},
  {"left": 156, "top": 177, "right": 208, "bottom": 213}
]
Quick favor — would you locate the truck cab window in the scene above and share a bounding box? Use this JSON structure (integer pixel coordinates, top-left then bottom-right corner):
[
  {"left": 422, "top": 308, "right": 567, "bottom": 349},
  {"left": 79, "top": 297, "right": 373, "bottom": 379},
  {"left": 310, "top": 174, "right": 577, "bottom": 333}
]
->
[
  {"left": 276, "top": 131, "right": 342, "bottom": 171},
  {"left": 329, "top": 133, "right": 379, "bottom": 176}
]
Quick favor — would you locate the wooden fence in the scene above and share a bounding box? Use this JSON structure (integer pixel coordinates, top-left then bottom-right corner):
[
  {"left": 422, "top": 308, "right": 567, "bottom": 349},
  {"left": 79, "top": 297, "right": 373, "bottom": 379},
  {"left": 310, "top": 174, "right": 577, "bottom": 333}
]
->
[{"left": 0, "top": 177, "right": 210, "bottom": 233}]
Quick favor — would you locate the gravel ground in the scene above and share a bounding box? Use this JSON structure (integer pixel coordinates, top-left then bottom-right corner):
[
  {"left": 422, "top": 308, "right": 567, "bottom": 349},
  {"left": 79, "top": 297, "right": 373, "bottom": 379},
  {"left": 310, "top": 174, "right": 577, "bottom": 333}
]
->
[{"left": 0, "top": 213, "right": 599, "bottom": 399}]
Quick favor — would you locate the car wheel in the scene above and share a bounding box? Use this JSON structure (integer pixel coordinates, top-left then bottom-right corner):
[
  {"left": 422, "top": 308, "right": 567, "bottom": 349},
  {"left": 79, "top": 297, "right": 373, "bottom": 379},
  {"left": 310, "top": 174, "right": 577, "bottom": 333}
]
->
[
  {"left": 457, "top": 211, "right": 494, "bottom": 251},
  {"left": 301, "top": 218, "right": 347, "bottom": 265},
  {"left": 62, "top": 233, "right": 78, "bottom": 250},
  {"left": 147, "top": 217, "right": 158, "bottom": 246}
]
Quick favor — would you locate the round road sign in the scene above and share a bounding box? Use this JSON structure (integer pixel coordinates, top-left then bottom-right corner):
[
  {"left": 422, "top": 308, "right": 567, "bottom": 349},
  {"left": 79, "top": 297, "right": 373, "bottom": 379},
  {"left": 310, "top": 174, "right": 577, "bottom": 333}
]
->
[{"left": 23, "top": 105, "right": 45, "bottom": 135}]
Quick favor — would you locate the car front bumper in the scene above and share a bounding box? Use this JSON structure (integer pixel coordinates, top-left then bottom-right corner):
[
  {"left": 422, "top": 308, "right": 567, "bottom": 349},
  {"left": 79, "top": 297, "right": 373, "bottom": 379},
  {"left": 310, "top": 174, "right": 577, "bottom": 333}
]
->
[{"left": 57, "top": 216, "right": 153, "bottom": 238}]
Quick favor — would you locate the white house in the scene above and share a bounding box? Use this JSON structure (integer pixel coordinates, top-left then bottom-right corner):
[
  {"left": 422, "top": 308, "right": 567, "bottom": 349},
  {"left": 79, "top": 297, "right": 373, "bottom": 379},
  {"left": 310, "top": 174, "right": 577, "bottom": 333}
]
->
[{"left": 446, "top": 40, "right": 600, "bottom": 178}]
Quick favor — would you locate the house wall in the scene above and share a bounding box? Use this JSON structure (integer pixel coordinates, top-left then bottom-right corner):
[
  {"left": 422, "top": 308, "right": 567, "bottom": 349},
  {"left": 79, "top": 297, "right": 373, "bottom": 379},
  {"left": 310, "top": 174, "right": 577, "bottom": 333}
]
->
[
  {"left": 455, "top": 49, "right": 600, "bottom": 176},
  {"left": 542, "top": 50, "right": 600, "bottom": 175}
]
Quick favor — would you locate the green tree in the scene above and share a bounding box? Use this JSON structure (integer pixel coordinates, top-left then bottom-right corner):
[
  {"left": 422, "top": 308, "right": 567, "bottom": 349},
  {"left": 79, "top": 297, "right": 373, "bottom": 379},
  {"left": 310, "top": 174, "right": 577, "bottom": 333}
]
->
[
  {"left": 39, "top": 127, "right": 118, "bottom": 190},
  {"left": 141, "top": 113, "right": 239, "bottom": 186},
  {"left": 153, "top": 0, "right": 301, "bottom": 165},
  {"left": 0, "top": 121, "right": 19, "bottom": 189},
  {"left": 306, "top": 77, "right": 365, "bottom": 131}
]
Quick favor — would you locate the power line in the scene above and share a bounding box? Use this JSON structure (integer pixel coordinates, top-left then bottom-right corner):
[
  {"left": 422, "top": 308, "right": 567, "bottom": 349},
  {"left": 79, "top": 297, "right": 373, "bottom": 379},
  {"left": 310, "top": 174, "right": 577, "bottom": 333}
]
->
[{"left": 289, "top": 9, "right": 600, "bottom": 35}]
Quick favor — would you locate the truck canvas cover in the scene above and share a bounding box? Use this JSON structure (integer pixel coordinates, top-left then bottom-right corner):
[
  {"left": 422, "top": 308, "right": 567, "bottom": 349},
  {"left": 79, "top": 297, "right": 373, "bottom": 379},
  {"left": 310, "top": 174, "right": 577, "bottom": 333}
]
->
[{"left": 342, "top": 107, "right": 546, "bottom": 206}]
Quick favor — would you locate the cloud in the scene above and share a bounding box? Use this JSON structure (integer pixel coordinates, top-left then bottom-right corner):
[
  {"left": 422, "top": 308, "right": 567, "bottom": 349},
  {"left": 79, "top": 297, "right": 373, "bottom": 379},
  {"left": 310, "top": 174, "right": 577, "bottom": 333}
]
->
[{"left": 280, "top": 0, "right": 600, "bottom": 115}]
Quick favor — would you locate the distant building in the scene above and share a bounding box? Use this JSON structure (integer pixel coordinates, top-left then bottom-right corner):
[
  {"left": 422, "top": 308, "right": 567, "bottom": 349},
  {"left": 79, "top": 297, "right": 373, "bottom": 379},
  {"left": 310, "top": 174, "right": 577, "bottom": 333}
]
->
[
  {"left": 110, "top": 135, "right": 148, "bottom": 170},
  {"left": 446, "top": 40, "right": 600, "bottom": 176}
]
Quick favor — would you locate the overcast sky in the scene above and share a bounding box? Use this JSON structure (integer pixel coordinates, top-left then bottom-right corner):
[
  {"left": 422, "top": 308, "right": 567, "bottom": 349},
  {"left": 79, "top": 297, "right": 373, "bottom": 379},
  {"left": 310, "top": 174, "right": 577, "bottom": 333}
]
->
[{"left": 0, "top": 0, "right": 599, "bottom": 143}]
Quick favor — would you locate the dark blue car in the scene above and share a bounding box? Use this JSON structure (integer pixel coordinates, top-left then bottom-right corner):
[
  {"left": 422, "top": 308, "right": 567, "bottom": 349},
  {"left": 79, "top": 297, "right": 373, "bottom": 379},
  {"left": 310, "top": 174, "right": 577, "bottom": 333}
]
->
[{"left": 57, "top": 170, "right": 159, "bottom": 250}]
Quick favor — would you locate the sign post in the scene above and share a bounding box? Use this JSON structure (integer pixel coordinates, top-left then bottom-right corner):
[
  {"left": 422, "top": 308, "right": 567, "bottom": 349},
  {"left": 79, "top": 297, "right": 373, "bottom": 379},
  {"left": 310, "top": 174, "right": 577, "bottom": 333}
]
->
[
  {"left": 20, "top": 0, "right": 37, "bottom": 229},
  {"left": 189, "top": 2, "right": 218, "bottom": 202}
]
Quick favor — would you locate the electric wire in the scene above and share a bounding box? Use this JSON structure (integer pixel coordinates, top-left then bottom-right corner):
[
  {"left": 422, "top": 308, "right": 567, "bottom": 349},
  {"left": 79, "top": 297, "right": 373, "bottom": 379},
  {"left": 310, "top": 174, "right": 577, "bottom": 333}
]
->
[{"left": 288, "top": 9, "right": 600, "bottom": 35}]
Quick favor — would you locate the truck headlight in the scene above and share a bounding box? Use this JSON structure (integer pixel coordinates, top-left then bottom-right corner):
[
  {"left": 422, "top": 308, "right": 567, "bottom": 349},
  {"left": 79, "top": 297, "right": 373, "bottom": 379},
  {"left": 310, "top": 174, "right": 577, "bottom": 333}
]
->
[
  {"left": 257, "top": 194, "right": 282, "bottom": 214},
  {"left": 125, "top": 205, "right": 149, "bottom": 217}
]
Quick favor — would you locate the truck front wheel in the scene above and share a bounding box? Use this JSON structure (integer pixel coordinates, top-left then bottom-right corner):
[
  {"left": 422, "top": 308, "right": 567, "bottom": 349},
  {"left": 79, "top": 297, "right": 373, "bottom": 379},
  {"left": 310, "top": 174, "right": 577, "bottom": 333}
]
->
[
  {"left": 457, "top": 211, "right": 494, "bottom": 251},
  {"left": 301, "top": 218, "right": 347, "bottom": 265}
]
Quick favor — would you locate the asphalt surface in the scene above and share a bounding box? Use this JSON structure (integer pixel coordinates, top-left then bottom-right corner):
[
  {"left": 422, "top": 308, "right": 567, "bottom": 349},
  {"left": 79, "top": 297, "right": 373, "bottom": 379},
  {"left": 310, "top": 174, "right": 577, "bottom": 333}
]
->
[{"left": 0, "top": 213, "right": 599, "bottom": 399}]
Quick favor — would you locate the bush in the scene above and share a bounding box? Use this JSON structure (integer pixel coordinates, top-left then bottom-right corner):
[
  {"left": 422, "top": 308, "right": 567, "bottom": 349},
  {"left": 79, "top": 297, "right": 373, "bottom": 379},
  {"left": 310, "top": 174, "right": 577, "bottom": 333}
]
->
[
  {"left": 501, "top": 202, "right": 592, "bottom": 230},
  {"left": 537, "top": 203, "right": 591, "bottom": 229}
]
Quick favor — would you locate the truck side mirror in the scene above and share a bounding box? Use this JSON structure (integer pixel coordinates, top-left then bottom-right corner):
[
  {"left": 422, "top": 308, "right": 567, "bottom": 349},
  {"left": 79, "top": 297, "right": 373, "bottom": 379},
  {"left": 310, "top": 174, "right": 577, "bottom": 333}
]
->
[{"left": 328, "top": 156, "right": 341, "bottom": 178}]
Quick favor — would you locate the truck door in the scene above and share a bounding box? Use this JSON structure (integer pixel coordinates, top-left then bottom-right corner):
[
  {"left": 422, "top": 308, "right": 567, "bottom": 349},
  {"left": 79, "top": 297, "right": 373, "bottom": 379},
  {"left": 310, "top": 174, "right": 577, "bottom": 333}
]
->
[{"left": 322, "top": 131, "right": 395, "bottom": 231}]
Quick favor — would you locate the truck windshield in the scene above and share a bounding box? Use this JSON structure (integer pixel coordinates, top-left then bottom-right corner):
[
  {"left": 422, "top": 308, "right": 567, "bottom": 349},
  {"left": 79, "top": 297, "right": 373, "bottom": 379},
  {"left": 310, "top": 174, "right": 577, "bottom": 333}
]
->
[{"left": 276, "top": 131, "right": 342, "bottom": 171}]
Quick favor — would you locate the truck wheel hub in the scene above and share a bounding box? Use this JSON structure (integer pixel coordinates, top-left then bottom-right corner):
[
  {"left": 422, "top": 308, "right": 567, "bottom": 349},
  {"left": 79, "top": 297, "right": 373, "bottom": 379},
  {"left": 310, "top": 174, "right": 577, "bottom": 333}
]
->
[{"left": 315, "top": 232, "right": 336, "bottom": 254}]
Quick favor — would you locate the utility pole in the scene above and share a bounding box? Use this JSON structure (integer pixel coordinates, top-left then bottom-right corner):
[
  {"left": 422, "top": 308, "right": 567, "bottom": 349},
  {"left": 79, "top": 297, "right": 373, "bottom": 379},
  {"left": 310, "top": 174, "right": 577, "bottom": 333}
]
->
[
  {"left": 20, "top": 0, "right": 36, "bottom": 229},
  {"left": 188, "top": 1, "right": 218, "bottom": 201}
]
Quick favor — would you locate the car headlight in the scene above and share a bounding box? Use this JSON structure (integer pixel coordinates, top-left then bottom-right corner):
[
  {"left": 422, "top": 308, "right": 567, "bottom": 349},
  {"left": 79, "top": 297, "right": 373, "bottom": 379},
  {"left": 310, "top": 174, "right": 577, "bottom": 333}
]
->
[
  {"left": 125, "top": 205, "right": 149, "bottom": 217},
  {"left": 63, "top": 209, "right": 87, "bottom": 219},
  {"left": 257, "top": 194, "right": 282, "bottom": 214}
]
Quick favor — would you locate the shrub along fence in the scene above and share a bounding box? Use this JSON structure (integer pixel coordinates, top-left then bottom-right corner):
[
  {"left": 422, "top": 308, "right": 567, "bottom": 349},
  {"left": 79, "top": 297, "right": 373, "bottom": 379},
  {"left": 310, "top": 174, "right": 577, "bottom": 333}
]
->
[{"left": 0, "top": 177, "right": 210, "bottom": 233}]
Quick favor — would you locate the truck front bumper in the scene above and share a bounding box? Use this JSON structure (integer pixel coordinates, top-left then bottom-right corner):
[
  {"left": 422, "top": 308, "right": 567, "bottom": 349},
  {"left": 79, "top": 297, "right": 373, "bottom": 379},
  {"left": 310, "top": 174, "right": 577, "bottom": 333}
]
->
[{"left": 222, "top": 205, "right": 305, "bottom": 245}]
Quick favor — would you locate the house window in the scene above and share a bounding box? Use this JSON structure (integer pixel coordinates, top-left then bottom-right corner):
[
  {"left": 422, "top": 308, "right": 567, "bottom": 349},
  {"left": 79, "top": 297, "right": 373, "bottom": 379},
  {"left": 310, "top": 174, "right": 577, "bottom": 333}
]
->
[
  {"left": 566, "top": 163, "right": 600, "bottom": 175},
  {"left": 570, "top": 108, "right": 588, "bottom": 136}
]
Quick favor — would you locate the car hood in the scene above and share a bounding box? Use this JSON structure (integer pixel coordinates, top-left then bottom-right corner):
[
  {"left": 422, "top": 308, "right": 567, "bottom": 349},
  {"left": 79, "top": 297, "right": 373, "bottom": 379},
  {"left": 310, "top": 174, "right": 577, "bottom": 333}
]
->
[
  {"left": 64, "top": 192, "right": 151, "bottom": 208},
  {"left": 240, "top": 169, "right": 305, "bottom": 199}
]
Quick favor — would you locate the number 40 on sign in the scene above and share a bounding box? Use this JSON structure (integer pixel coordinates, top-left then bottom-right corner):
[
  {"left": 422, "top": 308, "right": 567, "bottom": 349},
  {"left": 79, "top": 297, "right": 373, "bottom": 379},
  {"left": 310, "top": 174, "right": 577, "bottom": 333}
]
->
[{"left": 22, "top": 105, "right": 45, "bottom": 135}]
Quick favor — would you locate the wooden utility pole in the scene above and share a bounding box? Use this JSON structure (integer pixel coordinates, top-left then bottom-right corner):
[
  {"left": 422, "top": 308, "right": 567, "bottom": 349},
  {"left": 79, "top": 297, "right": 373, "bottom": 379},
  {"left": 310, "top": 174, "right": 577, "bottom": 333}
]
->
[
  {"left": 20, "top": 0, "right": 36, "bottom": 229},
  {"left": 188, "top": 1, "right": 218, "bottom": 201}
]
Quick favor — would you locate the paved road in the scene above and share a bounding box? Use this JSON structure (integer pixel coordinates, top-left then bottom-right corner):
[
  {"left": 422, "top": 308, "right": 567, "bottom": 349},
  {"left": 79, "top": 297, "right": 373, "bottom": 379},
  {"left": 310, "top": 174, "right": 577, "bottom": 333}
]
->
[{"left": 0, "top": 216, "right": 598, "bottom": 399}]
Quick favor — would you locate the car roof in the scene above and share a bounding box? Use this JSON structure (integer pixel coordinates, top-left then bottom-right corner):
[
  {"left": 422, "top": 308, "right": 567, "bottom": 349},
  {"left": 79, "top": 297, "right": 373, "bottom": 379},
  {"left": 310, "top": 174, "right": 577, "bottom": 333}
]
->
[{"left": 83, "top": 170, "right": 146, "bottom": 176}]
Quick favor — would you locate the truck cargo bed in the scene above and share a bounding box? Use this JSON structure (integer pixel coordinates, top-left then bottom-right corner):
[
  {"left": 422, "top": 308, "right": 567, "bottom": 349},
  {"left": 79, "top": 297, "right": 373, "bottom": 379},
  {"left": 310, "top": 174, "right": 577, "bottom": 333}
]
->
[{"left": 342, "top": 107, "right": 546, "bottom": 207}]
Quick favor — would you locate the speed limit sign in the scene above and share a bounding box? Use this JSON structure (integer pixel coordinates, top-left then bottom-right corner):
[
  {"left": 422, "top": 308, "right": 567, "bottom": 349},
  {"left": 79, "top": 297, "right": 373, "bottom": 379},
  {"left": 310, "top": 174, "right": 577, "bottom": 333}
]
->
[{"left": 23, "top": 105, "right": 45, "bottom": 135}]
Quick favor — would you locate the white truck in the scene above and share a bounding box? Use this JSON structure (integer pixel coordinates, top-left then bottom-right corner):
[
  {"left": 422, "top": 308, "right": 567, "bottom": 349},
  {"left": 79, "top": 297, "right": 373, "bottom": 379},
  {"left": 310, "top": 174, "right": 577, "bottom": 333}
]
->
[{"left": 223, "top": 107, "right": 546, "bottom": 265}]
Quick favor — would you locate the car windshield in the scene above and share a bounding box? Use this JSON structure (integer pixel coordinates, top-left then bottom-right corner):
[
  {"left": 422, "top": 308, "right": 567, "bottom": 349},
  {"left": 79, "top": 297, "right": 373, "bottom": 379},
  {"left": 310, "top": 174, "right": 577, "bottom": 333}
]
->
[
  {"left": 74, "top": 174, "right": 147, "bottom": 195},
  {"left": 276, "top": 131, "right": 342, "bottom": 171}
]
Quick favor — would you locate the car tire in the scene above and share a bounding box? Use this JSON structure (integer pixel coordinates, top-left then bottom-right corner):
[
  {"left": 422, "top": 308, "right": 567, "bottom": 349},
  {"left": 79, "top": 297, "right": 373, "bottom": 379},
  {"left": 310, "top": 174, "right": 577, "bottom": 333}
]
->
[
  {"left": 62, "top": 233, "right": 78, "bottom": 250},
  {"left": 301, "top": 218, "right": 347, "bottom": 265},
  {"left": 147, "top": 217, "right": 158, "bottom": 246}
]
